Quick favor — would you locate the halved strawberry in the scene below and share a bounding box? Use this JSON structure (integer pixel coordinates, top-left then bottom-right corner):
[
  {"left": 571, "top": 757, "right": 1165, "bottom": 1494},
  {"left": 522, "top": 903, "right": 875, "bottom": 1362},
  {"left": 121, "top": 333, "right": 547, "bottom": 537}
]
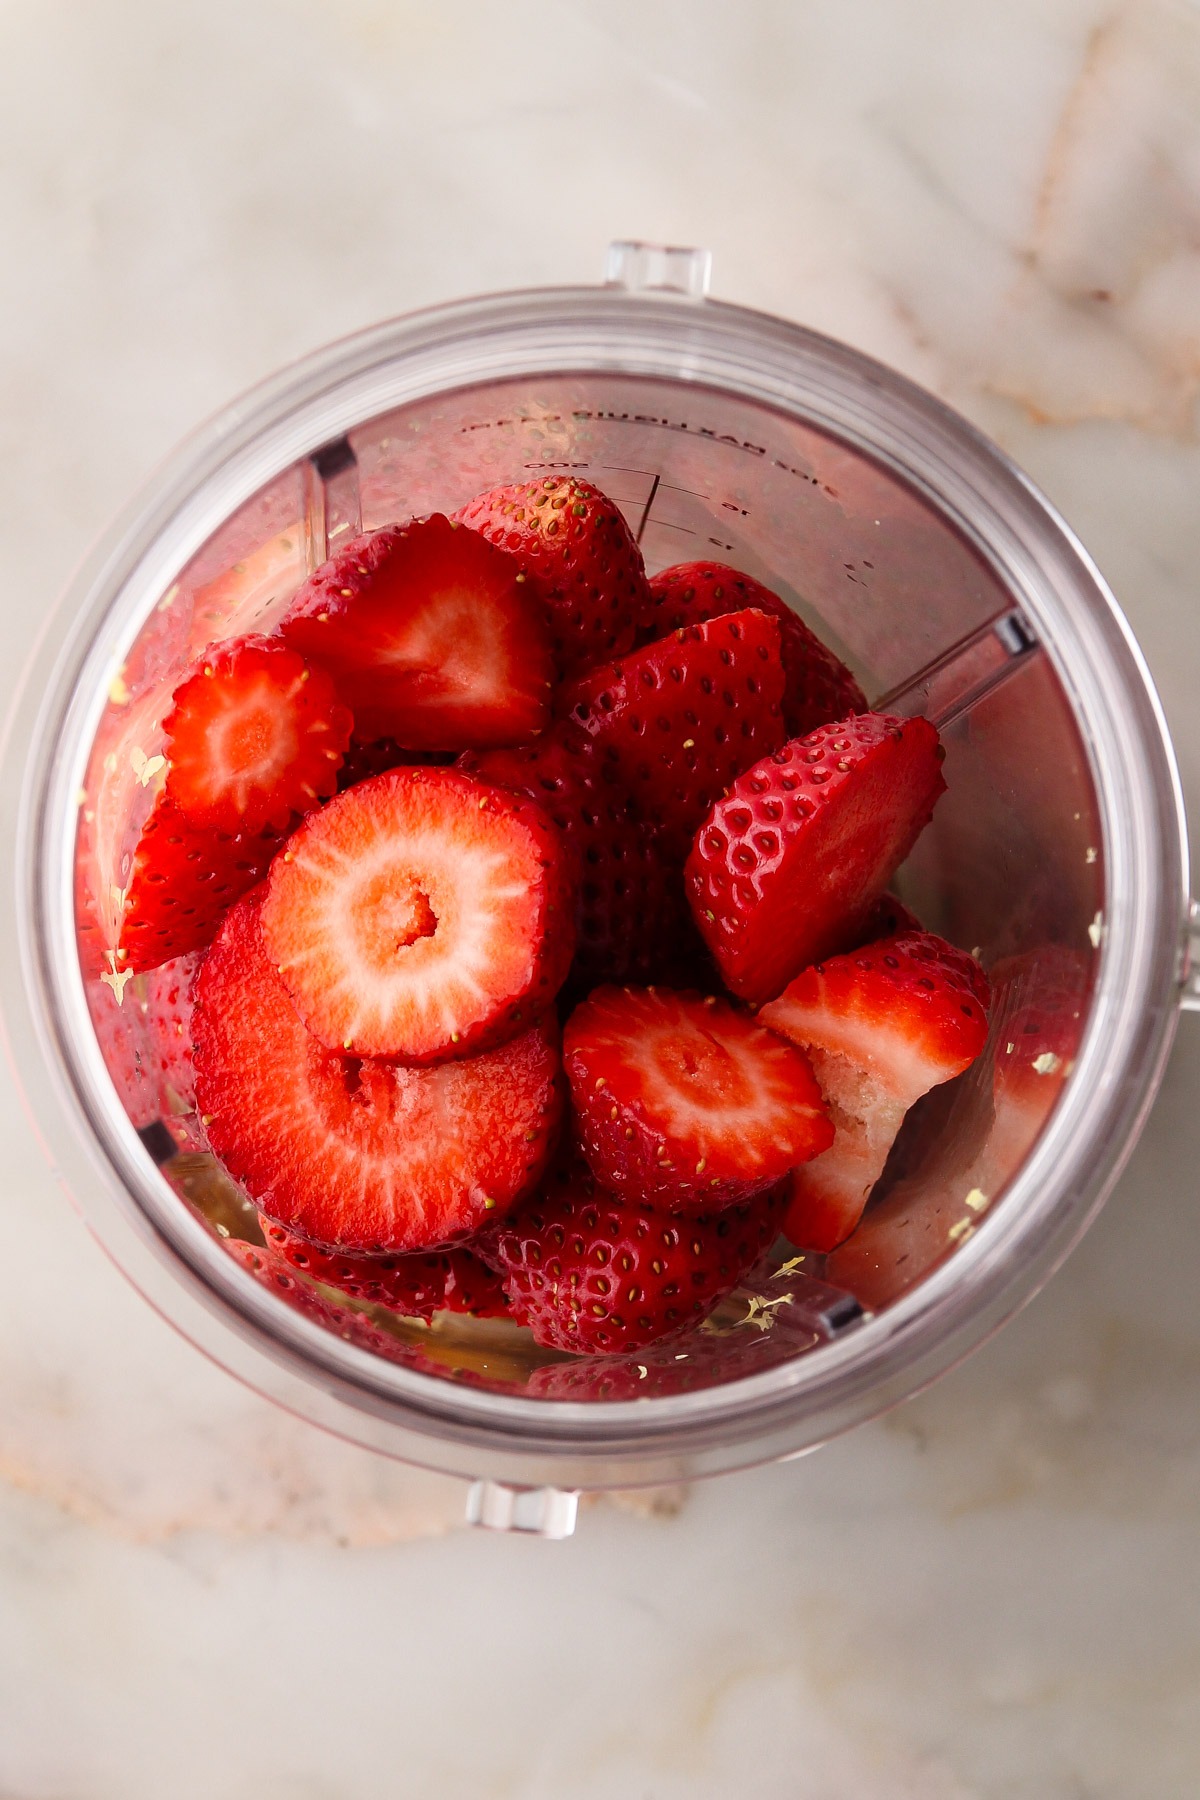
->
[
  {"left": 564, "top": 986, "right": 832, "bottom": 1213},
  {"left": 192, "top": 892, "right": 564, "bottom": 1253},
  {"left": 827, "top": 947, "right": 1087, "bottom": 1306},
  {"left": 259, "top": 766, "right": 575, "bottom": 1061},
  {"left": 558, "top": 609, "right": 787, "bottom": 862},
  {"left": 489, "top": 1151, "right": 786, "bottom": 1354},
  {"left": 162, "top": 636, "right": 352, "bottom": 832},
  {"left": 760, "top": 931, "right": 990, "bottom": 1251},
  {"left": 118, "top": 791, "right": 287, "bottom": 973},
  {"left": 278, "top": 516, "right": 554, "bottom": 748},
  {"left": 460, "top": 724, "right": 690, "bottom": 992},
  {"left": 686, "top": 713, "right": 946, "bottom": 1004},
  {"left": 454, "top": 476, "right": 651, "bottom": 677},
  {"left": 639, "top": 561, "right": 867, "bottom": 737},
  {"left": 258, "top": 1217, "right": 510, "bottom": 1320}
]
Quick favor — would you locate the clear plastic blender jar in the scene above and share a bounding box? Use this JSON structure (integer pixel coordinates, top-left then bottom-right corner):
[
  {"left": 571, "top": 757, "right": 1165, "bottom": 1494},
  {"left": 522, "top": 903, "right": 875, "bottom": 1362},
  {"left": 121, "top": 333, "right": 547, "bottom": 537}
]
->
[{"left": 3, "top": 243, "right": 1194, "bottom": 1536}]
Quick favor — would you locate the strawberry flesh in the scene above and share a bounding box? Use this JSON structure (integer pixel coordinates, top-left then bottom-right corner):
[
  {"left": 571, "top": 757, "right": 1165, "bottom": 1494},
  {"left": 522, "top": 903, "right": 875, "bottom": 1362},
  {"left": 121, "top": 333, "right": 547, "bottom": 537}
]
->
[
  {"left": 259, "top": 766, "right": 576, "bottom": 1061},
  {"left": 640, "top": 561, "right": 866, "bottom": 737},
  {"left": 454, "top": 476, "right": 652, "bottom": 677},
  {"left": 489, "top": 1151, "right": 786, "bottom": 1354},
  {"left": 686, "top": 712, "right": 947, "bottom": 1004},
  {"left": 559, "top": 609, "right": 787, "bottom": 863},
  {"left": 192, "top": 891, "right": 564, "bottom": 1253},
  {"left": 564, "top": 986, "right": 832, "bottom": 1213},
  {"left": 279, "top": 516, "right": 554, "bottom": 748},
  {"left": 163, "top": 635, "right": 352, "bottom": 833},
  {"left": 760, "top": 930, "right": 990, "bottom": 1251},
  {"left": 258, "top": 1216, "right": 509, "bottom": 1320}
]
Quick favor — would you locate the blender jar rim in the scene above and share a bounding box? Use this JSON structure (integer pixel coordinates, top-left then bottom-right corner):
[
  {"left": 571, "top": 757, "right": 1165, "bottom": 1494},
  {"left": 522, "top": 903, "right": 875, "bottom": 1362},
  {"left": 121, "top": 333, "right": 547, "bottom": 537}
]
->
[{"left": 5, "top": 278, "right": 1191, "bottom": 1487}]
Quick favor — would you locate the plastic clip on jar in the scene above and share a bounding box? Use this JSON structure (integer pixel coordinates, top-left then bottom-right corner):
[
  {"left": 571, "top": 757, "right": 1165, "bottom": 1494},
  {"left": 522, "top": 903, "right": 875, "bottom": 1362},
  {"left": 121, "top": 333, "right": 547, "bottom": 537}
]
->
[{"left": 3, "top": 243, "right": 1196, "bottom": 1539}]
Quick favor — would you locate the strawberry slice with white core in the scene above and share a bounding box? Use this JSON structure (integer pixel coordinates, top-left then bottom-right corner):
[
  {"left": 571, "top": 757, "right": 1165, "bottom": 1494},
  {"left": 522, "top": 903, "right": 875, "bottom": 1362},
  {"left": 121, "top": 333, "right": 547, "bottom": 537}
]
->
[
  {"left": 278, "top": 515, "right": 554, "bottom": 749},
  {"left": 163, "top": 635, "right": 352, "bottom": 833},
  {"left": 686, "top": 712, "right": 947, "bottom": 1005},
  {"left": 759, "top": 930, "right": 990, "bottom": 1251},
  {"left": 259, "top": 766, "right": 576, "bottom": 1061},
  {"left": 563, "top": 986, "right": 833, "bottom": 1213},
  {"left": 192, "top": 893, "right": 563, "bottom": 1252}
]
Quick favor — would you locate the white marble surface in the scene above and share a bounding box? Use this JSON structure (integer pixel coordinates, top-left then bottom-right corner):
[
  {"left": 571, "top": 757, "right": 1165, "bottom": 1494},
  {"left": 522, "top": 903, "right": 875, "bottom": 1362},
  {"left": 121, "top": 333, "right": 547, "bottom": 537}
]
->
[{"left": 1, "top": 1, "right": 1199, "bottom": 1794}]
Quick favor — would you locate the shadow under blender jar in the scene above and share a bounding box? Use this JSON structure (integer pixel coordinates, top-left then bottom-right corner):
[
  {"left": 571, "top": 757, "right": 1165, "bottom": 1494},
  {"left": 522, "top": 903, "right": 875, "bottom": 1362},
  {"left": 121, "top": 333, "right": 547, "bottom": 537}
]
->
[{"left": 6, "top": 245, "right": 1195, "bottom": 1535}]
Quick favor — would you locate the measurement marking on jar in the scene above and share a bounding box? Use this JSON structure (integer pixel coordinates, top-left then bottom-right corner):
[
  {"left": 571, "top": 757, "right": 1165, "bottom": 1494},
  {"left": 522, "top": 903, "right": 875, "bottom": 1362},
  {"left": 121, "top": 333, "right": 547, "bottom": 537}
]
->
[{"left": 635, "top": 474, "right": 661, "bottom": 545}]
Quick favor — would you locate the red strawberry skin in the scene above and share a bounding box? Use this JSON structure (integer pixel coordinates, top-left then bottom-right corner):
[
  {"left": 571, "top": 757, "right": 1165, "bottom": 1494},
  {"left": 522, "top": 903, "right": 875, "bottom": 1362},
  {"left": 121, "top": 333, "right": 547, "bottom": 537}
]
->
[
  {"left": 192, "top": 892, "right": 564, "bottom": 1253},
  {"left": 489, "top": 1153, "right": 786, "bottom": 1354},
  {"left": 761, "top": 930, "right": 990, "bottom": 1251},
  {"left": 558, "top": 609, "right": 787, "bottom": 862},
  {"left": 163, "top": 635, "right": 352, "bottom": 833},
  {"left": 640, "top": 561, "right": 866, "bottom": 737},
  {"left": 258, "top": 1217, "right": 509, "bottom": 1320},
  {"left": 278, "top": 516, "right": 554, "bottom": 749},
  {"left": 118, "top": 792, "right": 287, "bottom": 973},
  {"left": 563, "top": 986, "right": 832, "bottom": 1213},
  {"left": 460, "top": 725, "right": 690, "bottom": 992},
  {"left": 454, "top": 476, "right": 652, "bottom": 678},
  {"left": 259, "top": 766, "right": 576, "bottom": 1062},
  {"left": 686, "top": 713, "right": 947, "bottom": 1005}
]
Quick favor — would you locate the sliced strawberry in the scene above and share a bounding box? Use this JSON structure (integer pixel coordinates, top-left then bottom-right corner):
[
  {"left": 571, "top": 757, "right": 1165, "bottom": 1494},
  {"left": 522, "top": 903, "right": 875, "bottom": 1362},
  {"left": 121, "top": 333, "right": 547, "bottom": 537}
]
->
[
  {"left": 489, "top": 1151, "right": 786, "bottom": 1354},
  {"left": 563, "top": 986, "right": 832, "bottom": 1213},
  {"left": 162, "top": 635, "right": 352, "bottom": 833},
  {"left": 827, "top": 947, "right": 1087, "bottom": 1307},
  {"left": 460, "top": 724, "right": 690, "bottom": 992},
  {"left": 454, "top": 476, "right": 651, "bottom": 677},
  {"left": 278, "top": 516, "right": 554, "bottom": 748},
  {"left": 258, "top": 1216, "right": 510, "bottom": 1320},
  {"left": 760, "top": 931, "right": 990, "bottom": 1251},
  {"left": 639, "top": 561, "right": 866, "bottom": 737},
  {"left": 686, "top": 712, "right": 947, "bottom": 1004},
  {"left": 558, "top": 609, "right": 787, "bottom": 862},
  {"left": 259, "top": 766, "right": 575, "bottom": 1061},
  {"left": 118, "top": 791, "right": 286, "bottom": 973},
  {"left": 192, "top": 892, "right": 564, "bottom": 1253}
]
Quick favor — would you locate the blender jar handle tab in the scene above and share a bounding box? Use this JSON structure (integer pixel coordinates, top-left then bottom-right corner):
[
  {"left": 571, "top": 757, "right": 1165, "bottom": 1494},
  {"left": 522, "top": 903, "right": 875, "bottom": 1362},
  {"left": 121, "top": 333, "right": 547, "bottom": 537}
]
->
[
  {"left": 1182, "top": 897, "right": 1200, "bottom": 1013},
  {"left": 465, "top": 1480, "right": 580, "bottom": 1538},
  {"left": 603, "top": 240, "right": 712, "bottom": 298}
]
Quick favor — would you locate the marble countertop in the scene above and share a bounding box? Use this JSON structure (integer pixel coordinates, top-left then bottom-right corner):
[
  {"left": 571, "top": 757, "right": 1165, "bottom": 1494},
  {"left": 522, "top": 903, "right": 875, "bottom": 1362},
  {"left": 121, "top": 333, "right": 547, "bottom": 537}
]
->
[{"left": 2, "top": 1, "right": 1198, "bottom": 1794}]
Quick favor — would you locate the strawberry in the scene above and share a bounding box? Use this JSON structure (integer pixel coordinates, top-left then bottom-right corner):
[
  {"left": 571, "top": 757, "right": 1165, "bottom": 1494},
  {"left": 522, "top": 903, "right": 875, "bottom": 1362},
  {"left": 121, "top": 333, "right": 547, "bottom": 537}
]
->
[
  {"left": 639, "top": 561, "right": 867, "bottom": 737},
  {"left": 460, "top": 724, "right": 690, "bottom": 992},
  {"left": 162, "top": 635, "right": 352, "bottom": 833},
  {"left": 118, "top": 791, "right": 287, "bottom": 973},
  {"left": 685, "top": 712, "right": 947, "bottom": 1004},
  {"left": 259, "top": 766, "right": 576, "bottom": 1061},
  {"left": 857, "top": 892, "right": 924, "bottom": 944},
  {"left": 488, "top": 1151, "right": 786, "bottom": 1353},
  {"left": 527, "top": 1292, "right": 820, "bottom": 1398},
  {"left": 192, "top": 891, "right": 564, "bottom": 1253},
  {"left": 453, "top": 476, "right": 651, "bottom": 677},
  {"left": 336, "top": 738, "right": 453, "bottom": 791},
  {"left": 278, "top": 515, "right": 554, "bottom": 749},
  {"left": 563, "top": 986, "right": 832, "bottom": 1212},
  {"left": 827, "top": 947, "right": 1087, "bottom": 1306},
  {"left": 759, "top": 931, "right": 990, "bottom": 1251},
  {"left": 558, "top": 609, "right": 787, "bottom": 862},
  {"left": 258, "top": 1217, "right": 509, "bottom": 1320},
  {"left": 226, "top": 1237, "right": 439, "bottom": 1367}
]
